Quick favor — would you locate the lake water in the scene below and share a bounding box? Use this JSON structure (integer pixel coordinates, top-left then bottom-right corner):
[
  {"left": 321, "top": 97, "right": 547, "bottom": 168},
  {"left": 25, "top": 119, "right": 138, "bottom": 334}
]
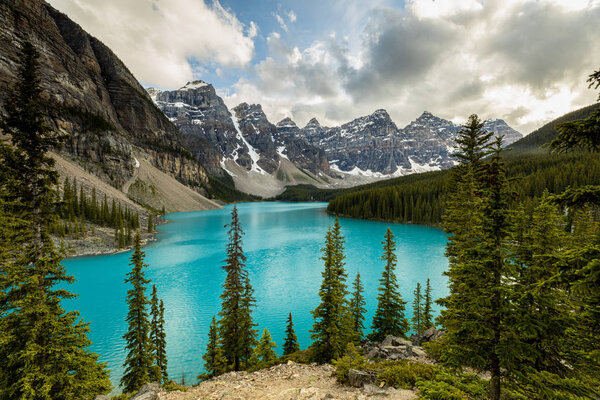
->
[{"left": 62, "top": 202, "right": 449, "bottom": 388}]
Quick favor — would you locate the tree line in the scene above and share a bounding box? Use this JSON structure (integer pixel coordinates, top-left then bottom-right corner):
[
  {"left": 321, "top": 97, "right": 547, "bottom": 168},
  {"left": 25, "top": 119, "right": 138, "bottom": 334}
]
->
[
  {"left": 49, "top": 177, "right": 146, "bottom": 248},
  {"left": 327, "top": 151, "right": 600, "bottom": 224}
]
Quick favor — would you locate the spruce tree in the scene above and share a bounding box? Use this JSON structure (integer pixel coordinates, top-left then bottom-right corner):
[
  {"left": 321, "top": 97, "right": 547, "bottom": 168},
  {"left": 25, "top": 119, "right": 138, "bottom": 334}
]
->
[
  {"left": 349, "top": 272, "right": 366, "bottom": 341},
  {"left": 438, "top": 128, "right": 515, "bottom": 400},
  {"left": 422, "top": 278, "right": 433, "bottom": 329},
  {"left": 148, "top": 213, "right": 154, "bottom": 233},
  {"left": 254, "top": 328, "right": 277, "bottom": 363},
  {"left": 149, "top": 285, "right": 168, "bottom": 383},
  {"left": 218, "top": 205, "right": 256, "bottom": 371},
  {"left": 283, "top": 312, "right": 300, "bottom": 355},
  {"left": 369, "top": 228, "right": 409, "bottom": 341},
  {"left": 199, "top": 316, "right": 225, "bottom": 380},
  {"left": 0, "top": 40, "right": 111, "bottom": 399},
  {"left": 310, "top": 218, "right": 351, "bottom": 362},
  {"left": 411, "top": 282, "right": 423, "bottom": 334},
  {"left": 121, "top": 232, "right": 154, "bottom": 393}
]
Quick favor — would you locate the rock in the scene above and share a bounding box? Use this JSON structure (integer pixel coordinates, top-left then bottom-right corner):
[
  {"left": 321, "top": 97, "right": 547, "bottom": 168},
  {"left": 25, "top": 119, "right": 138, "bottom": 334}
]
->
[
  {"left": 348, "top": 369, "right": 377, "bottom": 388},
  {"left": 381, "top": 335, "right": 412, "bottom": 347},
  {"left": 131, "top": 382, "right": 165, "bottom": 400},
  {"left": 94, "top": 396, "right": 109, "bottom": 400},
  {"left": 411, "top": 346, "right": 427, "bottom": 358},
  {"left": 362, "top": 384, "right": 387, "bottom": 395},
  {"left": 410, "top": 327, "right": 445, "bottom": 346}
]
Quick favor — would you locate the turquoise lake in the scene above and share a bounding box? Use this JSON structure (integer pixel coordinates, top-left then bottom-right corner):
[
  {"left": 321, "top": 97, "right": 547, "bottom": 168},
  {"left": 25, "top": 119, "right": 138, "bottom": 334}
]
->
[{"left": 62, "top": 202, "right": 449, "bottom": 388}]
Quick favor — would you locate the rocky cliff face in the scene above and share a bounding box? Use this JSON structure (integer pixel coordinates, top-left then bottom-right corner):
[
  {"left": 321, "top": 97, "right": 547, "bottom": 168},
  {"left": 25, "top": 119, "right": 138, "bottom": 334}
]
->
[
  {"left": 0, "top": 0, "right": 209, "bottom": 191},
  {"left": 275, "top": 118, "right": 329, "bottom": 175},
  {"left": 151, "top": 84, "right": 331, "bottom": 184},
  {"left": 153, "top": 81, "right": 240, "bottom": 175}
]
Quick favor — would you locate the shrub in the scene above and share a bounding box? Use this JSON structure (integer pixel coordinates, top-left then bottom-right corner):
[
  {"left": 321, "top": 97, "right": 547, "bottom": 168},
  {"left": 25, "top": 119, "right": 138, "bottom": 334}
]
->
[
  {"left": 377, "top": 361, "right": 436, "bottom": 389},
  {"left": 417, "top": 380, "right": 469, "bottom": 400},
  {"left": 332, "top": 343, "right": 367, "bottom": 384},
  {"left": 422, "top": 338, "right": 445, "bottom": 362},
  {"left": 163, "top": 381, "right": 188, "bottom": 392}
]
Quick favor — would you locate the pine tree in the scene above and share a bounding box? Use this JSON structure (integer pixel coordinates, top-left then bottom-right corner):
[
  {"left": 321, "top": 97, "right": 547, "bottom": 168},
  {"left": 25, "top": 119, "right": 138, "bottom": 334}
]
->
[
  {"left": 369, "top": 228, "right": 409, "bottom": 341},
  {"left": 121, "top": 232, "right": 154, "bottom": 393},
  {"left": 438, "top": 129, "right": 514, "bottom": 400},
  {"left": 349, "top": 272, "right": 366, "bottom": 341},
  {"left": 310, "top": 218, "right": 351, "bottom": 362},
  {"left": 149, "top": 285, "right": 168, "bottom": 383},
  {"left": 254, "top": 328, "right": 277, "bottom": 363},
  {"left": 218, "top": 205, "right": 256, "bottom": 371},
  {"left": 411, "top": 282, "right": 423, "bottom": 334},
  {"left": 422, "top": 278, "right": 433, "bottom": 329},
  {"left": 199, "top": 316, "right": 225, "bottom": 380},
  {"left": 283, "top": 312, "right": 300, "bottom": 355},
  {"left": 0, "top": 40, "right": 111, "bottom": 399}
]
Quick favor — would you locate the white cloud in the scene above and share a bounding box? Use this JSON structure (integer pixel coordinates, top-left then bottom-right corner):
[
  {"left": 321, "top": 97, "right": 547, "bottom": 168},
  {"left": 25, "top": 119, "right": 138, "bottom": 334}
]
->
[
  {"left": 226, "top": 0, "right": 600, "bottom": 133},
  {"left": 247, "top": 21, "right": 259, "bottom": 38},
  {"left": 288, "top": 10, "right": 297, "bottom": 23},
  {"left": 47, "top": 0, "right": 256, "bottom": 88},
  {"left": 272, "top": 13, "right": 288, "bottom": 32}
]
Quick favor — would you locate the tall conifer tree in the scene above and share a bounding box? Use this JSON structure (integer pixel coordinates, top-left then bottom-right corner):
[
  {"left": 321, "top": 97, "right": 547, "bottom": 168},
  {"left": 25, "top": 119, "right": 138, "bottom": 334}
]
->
[
  {"left": 310, "top": 218, "right": 351, "bottom": 362},
  {"left": 283, "top": 313, "right": 300, "bottom": 355},
  {"left": 422, "top": 278, "right": 433, "bottom": 329},
  {"left": 121, "top": 232, "right": 153, "bottom": 393},
  {"left": 369, "top": 228, "right": 409, "bottom": 341},
  {"left": 349, "top": 272, "right": 366, "bottom": 341},
  {"left": 149, "top": 285, "right": 168, "bottom": 383},
  {"left": 411, "top": 282, "right": 423, "bottom": 334},
  {"left": 438, "top": 119, "right": 514, "bottom": 400},
  {"left": 218, "top": 205, "right": 256, "bottom": 371},
  {"left": 254, "top": 329, "right": 277, "bottom": 363},
  {"left": 199, "top": 316, "right": 225, "bottom": 380},
  {"left": 0, "top": 41, "right": 110, "bottom": 399}
]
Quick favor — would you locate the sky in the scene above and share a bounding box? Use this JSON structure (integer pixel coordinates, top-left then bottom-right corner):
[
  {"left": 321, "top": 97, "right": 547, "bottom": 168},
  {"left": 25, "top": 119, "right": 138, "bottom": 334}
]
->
[{"left": 47, "top": 0, "right": 600, "bottom": 134}]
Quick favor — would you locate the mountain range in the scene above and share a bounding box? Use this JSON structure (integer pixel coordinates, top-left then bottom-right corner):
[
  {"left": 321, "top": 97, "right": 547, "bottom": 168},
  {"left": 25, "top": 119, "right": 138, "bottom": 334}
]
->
[{"left": 148, "top": 81, "right": 522, "bottom": 196}]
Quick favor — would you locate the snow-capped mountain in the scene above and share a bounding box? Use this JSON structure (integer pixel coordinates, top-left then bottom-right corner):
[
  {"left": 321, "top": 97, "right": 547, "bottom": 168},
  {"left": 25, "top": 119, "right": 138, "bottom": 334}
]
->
[
  {"left": 147, "top": 83, "right": 522, "bottom": 196},
  {"left": 298, "top": 110, "right": 523, "bottom": 178},
  {"left": 149, "top": 82, "right": 331, "bottom": 197}
]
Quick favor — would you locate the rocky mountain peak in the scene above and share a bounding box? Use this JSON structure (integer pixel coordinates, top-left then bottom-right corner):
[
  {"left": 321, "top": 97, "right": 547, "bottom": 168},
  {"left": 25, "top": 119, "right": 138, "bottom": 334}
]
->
[
  {"left": 371, "top": 109, "right": 392, "bottom": 122},
  {"left": 305, "top": 117, "right": 321, "bottom": 128},
  {"left": 277, "top": 117, "right": 297, "bottom": 128},
  {"left": 146, "top": 87, "right": 161, "bottom": 101},
  {"left": 179, "top": 80, "right": 211, "bottom": 91}
]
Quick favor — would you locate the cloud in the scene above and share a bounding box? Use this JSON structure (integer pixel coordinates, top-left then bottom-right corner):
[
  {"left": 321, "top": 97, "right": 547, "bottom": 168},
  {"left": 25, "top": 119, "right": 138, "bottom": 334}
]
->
[
  {"left": 288, "top": 10, "right": 297, "bottom": 23},
  {"left": 47, "top": 0, "right": 256, "bottom": 88},
  {"left": 272, "top": 13, "right": 288, "bottom": 32},
  {"left": 226, "top": 0, "right": 600, "bottom": 133}
]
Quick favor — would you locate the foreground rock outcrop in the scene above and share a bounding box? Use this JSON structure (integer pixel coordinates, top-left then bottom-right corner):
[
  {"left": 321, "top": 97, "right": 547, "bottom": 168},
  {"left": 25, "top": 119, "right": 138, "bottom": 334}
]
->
[{"left": 137, "top": 362, "right": 416, "bottom": 400}]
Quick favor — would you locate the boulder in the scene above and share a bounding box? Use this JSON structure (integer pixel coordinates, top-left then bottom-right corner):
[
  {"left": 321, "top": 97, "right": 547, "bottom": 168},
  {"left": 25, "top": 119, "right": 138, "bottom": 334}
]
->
[
  {"left": 410, "top": 327, "right": 444, "bottom": 346},
  {"left": 381, "top": 335, "right": 412, "bottom": 347},
  {"left": 348, "top": 369, "right": 378, "bottom": 388},
  {"left": 131, "top": 382, "right": 165, "bottom": 400}
]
